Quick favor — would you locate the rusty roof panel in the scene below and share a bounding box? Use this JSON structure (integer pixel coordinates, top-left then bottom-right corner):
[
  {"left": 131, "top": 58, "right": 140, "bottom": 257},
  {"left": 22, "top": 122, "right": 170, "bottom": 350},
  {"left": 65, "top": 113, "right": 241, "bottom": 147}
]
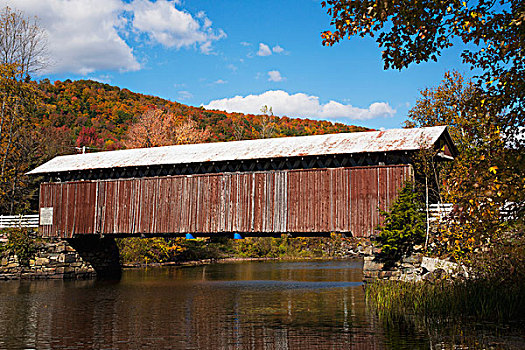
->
[{"left": 28, "top": 126, "right": 449, "bottom": 175}]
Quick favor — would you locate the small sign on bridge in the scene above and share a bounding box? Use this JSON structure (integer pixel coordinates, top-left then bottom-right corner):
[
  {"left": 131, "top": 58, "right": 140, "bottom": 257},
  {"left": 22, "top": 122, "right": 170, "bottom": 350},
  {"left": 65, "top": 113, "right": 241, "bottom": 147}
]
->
[{"left": 39, "top": 207, "right": 53, "bottom": 226}]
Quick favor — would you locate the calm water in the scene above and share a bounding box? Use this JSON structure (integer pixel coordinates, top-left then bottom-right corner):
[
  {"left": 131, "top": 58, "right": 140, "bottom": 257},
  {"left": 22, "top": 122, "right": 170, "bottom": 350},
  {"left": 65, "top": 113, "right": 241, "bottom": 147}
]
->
[{"left": 0, "top": 260, "right": 523, "bottom": 349}]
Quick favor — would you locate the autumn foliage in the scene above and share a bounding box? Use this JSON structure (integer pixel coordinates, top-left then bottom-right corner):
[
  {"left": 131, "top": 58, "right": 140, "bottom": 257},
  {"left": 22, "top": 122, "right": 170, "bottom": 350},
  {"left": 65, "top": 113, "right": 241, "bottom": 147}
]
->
[
  {"left": 0, "top": 63, "right": 44, "bottom": 214},
  {"left": 124, "top": 109, "right": 210, "bottom": 148},
  {"left": 406, "top": 72, "right": 524, "bottom": 275},
  {"left": 35, "top": 79, "right": 366, "bottom": 151},
  {"left": 321, "top": 0, "right": 523, "bottom": 274}
]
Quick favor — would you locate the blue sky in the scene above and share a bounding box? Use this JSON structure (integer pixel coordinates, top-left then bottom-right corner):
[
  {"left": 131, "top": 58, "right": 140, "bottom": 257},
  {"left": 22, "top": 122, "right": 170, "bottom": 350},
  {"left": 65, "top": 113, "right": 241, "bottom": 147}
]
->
[{"left": 5, "top": 0, "right": 471, "bottom": 130}]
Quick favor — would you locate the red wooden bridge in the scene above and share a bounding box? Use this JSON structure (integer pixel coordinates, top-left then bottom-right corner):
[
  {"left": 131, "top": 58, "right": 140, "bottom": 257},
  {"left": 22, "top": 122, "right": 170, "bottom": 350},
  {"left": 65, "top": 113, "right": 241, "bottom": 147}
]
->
[
  {"left": 28, "top": 126, "right": 456, "bottom": 277},
  {"left": 30, "top": 126, "right": 456, "bottom": 239}
]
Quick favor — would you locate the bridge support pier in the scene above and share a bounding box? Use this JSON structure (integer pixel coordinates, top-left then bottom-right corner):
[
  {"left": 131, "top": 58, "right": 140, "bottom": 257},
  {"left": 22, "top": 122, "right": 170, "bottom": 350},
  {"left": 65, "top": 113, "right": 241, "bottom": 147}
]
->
[{"left": 66, "top": 237, "right": 122, "bottom": 279}]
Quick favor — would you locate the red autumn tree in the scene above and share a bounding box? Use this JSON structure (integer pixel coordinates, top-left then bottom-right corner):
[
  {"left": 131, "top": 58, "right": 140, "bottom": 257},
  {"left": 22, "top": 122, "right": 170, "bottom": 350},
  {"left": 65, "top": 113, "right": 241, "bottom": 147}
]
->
[{"left": 76, "top": 126, "right": 104, "bottom": 150}]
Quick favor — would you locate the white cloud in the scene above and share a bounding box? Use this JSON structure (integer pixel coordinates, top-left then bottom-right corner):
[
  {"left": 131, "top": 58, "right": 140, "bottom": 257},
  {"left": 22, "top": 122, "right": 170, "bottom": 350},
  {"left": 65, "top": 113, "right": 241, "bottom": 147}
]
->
[
  {"left": 213, "top": 79, "right": 227, "bottom": 84},
  {"left": 272, "top": 45, "right": 284, "bottom": 53},
  {"left": 319, "top": 100, "right": 395, "bottom": 120},
  {"left": 4, "top": 0, "right": 225, "bottom": 74},
  {"left": 267, "top": 70, "right": 283, "bottom": 82},
  {"left": 86, "top": 74, "right": 113, "bottom": 84},
  {"left": 178, "top": 90, "right": 193, "bottom": 100},
  {"left": 240, "top": 41, "right": 251, "bottom": 46},
  {"left": 129, "top": 0, "right": 225, "bottom": 54},
  {"left": 255, "top": 43, "right": 285, "bottom": 57},
  {"left": 4, "top": 0, "right": 140, "bottom": 74},
  {"left": 257, "top": 43, "right": 272, "bottom": 56},
  {"left": 203, "top": 90, "right": 396, "bottom": 122}
]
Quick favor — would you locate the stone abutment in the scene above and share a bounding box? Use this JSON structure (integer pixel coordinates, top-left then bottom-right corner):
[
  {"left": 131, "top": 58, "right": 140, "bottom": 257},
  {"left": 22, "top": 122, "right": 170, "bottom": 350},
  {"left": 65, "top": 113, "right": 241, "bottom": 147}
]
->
[{"left": 0, "top": 237, "right": 121, "bottom": 280}]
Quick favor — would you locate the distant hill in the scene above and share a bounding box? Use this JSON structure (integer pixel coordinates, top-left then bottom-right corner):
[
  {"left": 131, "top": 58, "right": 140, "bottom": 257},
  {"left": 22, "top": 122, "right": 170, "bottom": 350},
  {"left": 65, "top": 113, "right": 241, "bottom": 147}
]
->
[{"left": 35, "top": 79, "right": 369, "bottom": 152}]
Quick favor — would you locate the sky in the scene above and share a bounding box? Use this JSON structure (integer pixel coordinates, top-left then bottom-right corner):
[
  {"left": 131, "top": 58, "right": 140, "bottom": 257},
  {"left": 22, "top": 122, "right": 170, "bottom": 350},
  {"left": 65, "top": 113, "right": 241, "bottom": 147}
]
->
[{"left": 4, "top": 0, "right": 472, "bottom": 130}]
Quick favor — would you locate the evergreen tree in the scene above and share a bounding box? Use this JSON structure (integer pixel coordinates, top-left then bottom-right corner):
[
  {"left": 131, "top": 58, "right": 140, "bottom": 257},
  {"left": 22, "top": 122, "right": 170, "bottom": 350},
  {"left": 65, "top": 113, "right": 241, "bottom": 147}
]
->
[{"left": 376, "top": 182, "right": 426, "bottom": 265}]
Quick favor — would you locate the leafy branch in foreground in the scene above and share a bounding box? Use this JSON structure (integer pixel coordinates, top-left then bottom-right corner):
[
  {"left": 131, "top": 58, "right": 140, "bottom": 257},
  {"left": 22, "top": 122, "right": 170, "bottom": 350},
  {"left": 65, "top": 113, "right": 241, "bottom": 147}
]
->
[{"left": 322, "top": 0, "right": 523, "bottom": 145}]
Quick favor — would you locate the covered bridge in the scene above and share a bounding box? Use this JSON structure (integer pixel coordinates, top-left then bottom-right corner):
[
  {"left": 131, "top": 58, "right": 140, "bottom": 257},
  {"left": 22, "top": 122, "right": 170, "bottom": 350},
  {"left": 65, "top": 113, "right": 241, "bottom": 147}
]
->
[{"left": 29, "top": 126, "right": 456, "bottom": 239}]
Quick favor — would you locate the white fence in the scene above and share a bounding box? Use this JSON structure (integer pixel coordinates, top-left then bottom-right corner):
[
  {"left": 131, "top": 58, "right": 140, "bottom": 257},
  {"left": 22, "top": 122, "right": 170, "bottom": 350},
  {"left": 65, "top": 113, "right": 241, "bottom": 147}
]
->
[
  {"left": 427, "top": 202, "right": 518, "bottom": 222},
  {"left": 428, "top": 203, "right": 453, "bottom": 222},
  {"left": 0, "top": 214, "right": 39, "bottom": 228}
]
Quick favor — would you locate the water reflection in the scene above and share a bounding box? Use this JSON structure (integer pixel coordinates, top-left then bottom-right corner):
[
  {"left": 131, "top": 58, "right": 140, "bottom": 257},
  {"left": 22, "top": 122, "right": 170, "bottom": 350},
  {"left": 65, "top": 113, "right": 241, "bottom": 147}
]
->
[{"left": 0, "top": 260, "right": 522, "bottom": 349}]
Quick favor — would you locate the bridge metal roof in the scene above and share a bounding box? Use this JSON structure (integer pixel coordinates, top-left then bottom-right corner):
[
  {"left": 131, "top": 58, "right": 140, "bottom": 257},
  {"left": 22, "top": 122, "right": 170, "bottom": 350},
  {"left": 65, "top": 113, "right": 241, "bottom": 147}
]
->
[{"left": 28, "top": 126, "right": 454, "bottom": 175}]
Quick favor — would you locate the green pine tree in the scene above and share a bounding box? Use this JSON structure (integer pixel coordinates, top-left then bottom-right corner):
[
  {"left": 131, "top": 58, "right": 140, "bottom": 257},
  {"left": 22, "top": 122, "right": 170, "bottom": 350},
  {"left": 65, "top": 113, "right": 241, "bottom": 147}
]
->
[{"left": 375, "top": 182, "right": 426, "bottom": 265}]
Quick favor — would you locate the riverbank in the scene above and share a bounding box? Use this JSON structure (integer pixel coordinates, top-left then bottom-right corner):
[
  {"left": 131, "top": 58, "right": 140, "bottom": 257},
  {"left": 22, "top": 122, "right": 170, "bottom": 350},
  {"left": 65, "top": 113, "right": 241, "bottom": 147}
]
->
[
  {"left": 121, "top": 256, "right": 358, "bottom": 269},
  {"left": 1, "top": 232, "right": 370, "bottom": 280},
  {"left": 362, "top": 242, "right": 525, "bottom": 324},
  {"left": 116, "top": 234, "right": 369, "bottom": 267}
]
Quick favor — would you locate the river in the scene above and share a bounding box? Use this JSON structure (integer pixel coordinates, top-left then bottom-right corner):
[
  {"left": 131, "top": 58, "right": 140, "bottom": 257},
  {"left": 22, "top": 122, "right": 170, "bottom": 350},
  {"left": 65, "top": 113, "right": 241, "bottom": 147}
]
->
[{"left": 0, "top": 260, "right": 523, "bottom": 349}]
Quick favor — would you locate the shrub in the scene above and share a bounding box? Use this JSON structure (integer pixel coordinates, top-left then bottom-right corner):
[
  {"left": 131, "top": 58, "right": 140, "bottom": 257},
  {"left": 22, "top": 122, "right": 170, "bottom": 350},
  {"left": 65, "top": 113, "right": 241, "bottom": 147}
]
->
[
  {"left": 375, "top": 182, "right": 426, "bottom": 265},
  {"left": 0, "top": 240, "right": 7, "bottom": 255},
  {"left": 117, "top": 237, "right": 187, "bottom": 264},
  {"left": 117, "top": 236, "right": 231, "bottom": 264},
  {"left": 2, "top": 227, "right": 36, "bottom": 266},
  {"left": 231, "top": 235, "right": 346, "bottom": 258}
]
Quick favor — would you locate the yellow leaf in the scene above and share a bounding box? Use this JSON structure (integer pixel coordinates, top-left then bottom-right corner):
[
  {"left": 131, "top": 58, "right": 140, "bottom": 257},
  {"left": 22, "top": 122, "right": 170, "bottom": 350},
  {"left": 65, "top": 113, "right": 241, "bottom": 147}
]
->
[{"left": 489, "top": 166, "right": 498, "bottom": 174}]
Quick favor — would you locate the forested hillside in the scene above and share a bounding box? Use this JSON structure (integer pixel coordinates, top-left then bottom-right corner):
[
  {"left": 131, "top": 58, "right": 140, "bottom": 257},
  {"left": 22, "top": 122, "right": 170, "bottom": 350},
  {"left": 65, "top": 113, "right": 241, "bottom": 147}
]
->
[{"left": 36, "top": 79, "right": 368, "bottom": 151}]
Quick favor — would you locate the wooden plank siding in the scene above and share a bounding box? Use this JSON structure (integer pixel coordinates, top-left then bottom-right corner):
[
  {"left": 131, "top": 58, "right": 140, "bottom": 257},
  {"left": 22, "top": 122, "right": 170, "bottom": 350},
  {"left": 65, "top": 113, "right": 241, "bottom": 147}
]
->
[{"left": 38, "top": 165, "right": 412, "bottom": 238}]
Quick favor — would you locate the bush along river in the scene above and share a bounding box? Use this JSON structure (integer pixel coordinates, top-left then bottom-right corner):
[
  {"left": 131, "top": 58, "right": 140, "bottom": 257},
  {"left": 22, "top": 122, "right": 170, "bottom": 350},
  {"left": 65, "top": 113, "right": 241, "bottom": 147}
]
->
[{"left": 0, "top": 259, "right": 523, "bottom": 349}]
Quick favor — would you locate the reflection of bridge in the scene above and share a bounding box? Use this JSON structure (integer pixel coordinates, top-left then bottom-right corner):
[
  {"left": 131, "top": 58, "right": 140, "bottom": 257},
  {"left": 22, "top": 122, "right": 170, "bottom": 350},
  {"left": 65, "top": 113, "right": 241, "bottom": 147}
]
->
[{"left": 28, "top": 126, "right": 456, "bottom": 277}]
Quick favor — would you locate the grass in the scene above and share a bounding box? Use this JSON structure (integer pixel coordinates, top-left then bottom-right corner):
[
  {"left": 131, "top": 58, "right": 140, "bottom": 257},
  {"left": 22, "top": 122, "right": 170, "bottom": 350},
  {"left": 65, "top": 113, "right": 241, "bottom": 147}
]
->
[{"left": 365, "top": 278, "right": 525, "bottom": 323}]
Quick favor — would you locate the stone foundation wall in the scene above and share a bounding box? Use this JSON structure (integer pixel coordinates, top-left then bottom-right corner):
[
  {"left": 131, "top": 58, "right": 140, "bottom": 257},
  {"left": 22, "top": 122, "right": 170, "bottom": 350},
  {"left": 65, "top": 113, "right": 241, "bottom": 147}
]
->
[
  {"left": 363, "top": 246, "right": 469, "bottom": 283},
  {"left": 0, "top": 239, "right": 96, "bottom": 280}
]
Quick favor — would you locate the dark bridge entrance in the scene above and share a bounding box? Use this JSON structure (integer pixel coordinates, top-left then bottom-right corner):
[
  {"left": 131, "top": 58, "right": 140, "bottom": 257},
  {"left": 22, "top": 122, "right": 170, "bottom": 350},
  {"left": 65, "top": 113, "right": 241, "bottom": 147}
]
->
[{"left": 29, "top": 126, "right": 457, "bottom": 277}]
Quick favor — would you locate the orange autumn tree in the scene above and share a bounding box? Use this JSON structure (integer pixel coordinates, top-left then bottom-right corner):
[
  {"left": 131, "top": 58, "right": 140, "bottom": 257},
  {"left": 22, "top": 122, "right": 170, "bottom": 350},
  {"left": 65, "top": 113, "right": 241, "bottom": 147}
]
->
[
  {"left": 0, "top": 7, "right": 49, "bottom": 214},
  {"left": 406, "top": 72, "right": 524, "bottom": 281},
  {"left": 123, "top": 108, "right": 210, "bottom": 149}
]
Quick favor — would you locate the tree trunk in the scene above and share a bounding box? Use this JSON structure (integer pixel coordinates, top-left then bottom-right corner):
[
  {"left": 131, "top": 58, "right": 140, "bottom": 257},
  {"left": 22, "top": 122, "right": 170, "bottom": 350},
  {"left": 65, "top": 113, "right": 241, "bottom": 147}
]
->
[{"left": 425, "top": 176, "right": 430, "bottom": 249}]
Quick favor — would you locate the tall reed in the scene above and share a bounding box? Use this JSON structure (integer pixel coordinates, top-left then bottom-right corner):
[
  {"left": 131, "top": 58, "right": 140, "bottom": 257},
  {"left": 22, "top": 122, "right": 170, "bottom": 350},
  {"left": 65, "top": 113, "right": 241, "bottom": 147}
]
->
[{"left": 365, "top": 278, "right": 525, "bottom": 322}]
